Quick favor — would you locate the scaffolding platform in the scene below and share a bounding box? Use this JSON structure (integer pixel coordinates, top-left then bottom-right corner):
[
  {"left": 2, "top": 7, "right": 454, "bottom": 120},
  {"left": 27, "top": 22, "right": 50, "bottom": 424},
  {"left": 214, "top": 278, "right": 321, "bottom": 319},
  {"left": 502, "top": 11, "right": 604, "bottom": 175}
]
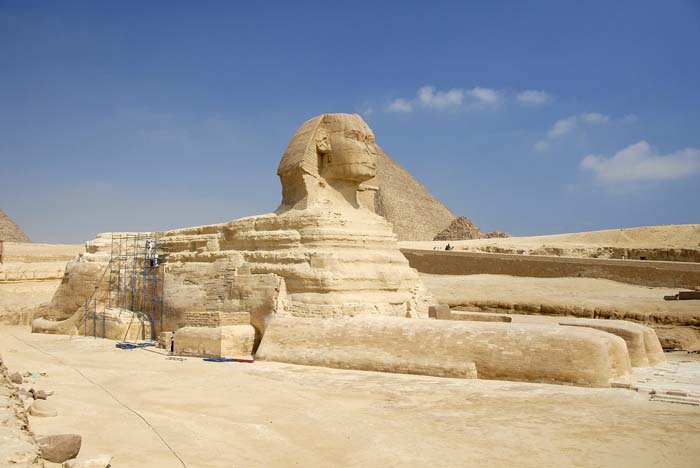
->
[{"left": 83, "top": 233, "right": 167, "bottom": 341}]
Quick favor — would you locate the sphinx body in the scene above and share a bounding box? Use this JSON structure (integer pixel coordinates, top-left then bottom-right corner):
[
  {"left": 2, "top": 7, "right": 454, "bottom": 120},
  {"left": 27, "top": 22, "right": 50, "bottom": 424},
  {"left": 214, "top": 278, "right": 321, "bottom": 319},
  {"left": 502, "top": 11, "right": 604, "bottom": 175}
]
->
[
  {"left": 32, "top": 113, "right": 665, "bottom": 387},
  {"left": 158, "top": 114, "right": 433, "bottom": 338}
]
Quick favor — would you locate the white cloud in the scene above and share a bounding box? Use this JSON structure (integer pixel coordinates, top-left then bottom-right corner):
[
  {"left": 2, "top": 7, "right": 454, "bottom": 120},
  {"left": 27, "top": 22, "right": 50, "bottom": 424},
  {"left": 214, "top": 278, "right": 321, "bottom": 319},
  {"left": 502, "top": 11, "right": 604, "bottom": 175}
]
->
[
  {"left": 622, "top": 113, "right": 639, "bottom": 124},
  {"left": 387, "top": 98, "right": 413, "bottom": 113},
  {"left": 535, "top": 112, "right": 613, "bottom": 151},
  {"left": 417, "top": 86, "right": 465, "bottom": 109},
  {"left": 580, "top": 112, "right": 609, "bottom": 124},
  {"left": 517, "top": 89, "right": 551, "bottom": 105},
  {"left": 548, "top": 116, "right": 579, "bottom": 138},
  {"left": 386, "top": 84, "right": 507, "bottom": 112},
  {"left": 580, "top": 141, "right": 700, "bottom": 185},
  {"left": 467, "top": 86, "right": 502, "bottom": 106}
]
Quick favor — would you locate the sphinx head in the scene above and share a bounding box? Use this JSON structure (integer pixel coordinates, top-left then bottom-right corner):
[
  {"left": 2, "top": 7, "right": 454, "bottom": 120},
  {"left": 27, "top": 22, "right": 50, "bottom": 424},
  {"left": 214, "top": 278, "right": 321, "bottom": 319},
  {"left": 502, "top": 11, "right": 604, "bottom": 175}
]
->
[
  {"left": 277, "top": 113, "right": 378, "bottom": 209},
  {"left": 317, "top": 114, "right": 377, "bottom": 182}
]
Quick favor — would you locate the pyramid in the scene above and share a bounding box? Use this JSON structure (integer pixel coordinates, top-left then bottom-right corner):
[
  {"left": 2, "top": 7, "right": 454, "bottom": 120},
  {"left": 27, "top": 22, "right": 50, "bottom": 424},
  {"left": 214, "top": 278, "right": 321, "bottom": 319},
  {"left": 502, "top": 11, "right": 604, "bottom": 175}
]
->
[
  {"left": 434, "top": 216, "right": 483, "bottom": 241},
  {"left": 434, "top": 216, "right": 511, "bottom": 241},
  {"left": 0, "top": 209, "right": 31, "bottom": 242},
  {"left": 367, "top": 147, "right": 455, "bottom": 241}
]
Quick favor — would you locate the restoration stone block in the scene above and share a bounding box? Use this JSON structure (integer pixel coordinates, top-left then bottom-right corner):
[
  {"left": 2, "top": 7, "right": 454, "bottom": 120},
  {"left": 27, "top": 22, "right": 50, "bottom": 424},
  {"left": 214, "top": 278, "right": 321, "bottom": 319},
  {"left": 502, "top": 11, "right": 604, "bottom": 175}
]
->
[{"left": 174, "top": 325, "right": 256, "bottom": 358}]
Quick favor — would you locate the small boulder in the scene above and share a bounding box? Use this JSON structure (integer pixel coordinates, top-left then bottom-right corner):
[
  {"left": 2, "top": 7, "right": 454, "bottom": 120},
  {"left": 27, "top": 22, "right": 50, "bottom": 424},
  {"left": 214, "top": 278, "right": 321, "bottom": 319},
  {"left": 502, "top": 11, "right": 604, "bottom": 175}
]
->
[
  {"left": 37, "top": 434, "right": 82, "bottom": 463},
  {"left": 9, "top": 371, "right": 23, "bottom": 384},
  {"left": 28, "top": 399, "right": 58, "bottom": 417}
]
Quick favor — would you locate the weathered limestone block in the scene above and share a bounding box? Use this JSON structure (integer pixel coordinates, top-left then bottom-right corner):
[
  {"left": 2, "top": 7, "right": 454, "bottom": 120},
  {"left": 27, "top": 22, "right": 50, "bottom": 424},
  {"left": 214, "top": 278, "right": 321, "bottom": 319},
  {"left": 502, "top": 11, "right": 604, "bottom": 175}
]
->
[
  {"left": 601, "top": 332, "right": 633, "bottom": 378},
  {"left": 228, "top": 273, "right": 286, "bottom": 338},
  {"left": 640, "top": 326, "right": 666, "bottom": 365},
  {"left": 559, "top": 318, "right": 665, "bottom": 367},
  {"left": 163, "top": 253, "right": 244, "bottom": 329},
  {"left": 158, "top": 331, "right": 174, "bottom": 350},
  {"left": 257, "top": 315, "right": 477, "bottom": 378},
  {"left": 428, "top": 304, "right": 449, "bottom": 319},
  {"left": 162, "top": 254, "right": 279, "bottom": 342},
  {"left": 257, "top": 315, "right": 628, "bottom": 386},
  {"left": 174, "top": 325, "right": 256, "bottom": 358}
]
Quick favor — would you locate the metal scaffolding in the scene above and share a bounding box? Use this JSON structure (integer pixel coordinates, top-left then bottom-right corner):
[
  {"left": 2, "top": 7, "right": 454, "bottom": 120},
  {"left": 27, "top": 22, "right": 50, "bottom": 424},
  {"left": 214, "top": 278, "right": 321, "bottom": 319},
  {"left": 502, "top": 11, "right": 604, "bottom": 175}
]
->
[{"left": 84, "top": 233, "right": 166, "bottom": 341}]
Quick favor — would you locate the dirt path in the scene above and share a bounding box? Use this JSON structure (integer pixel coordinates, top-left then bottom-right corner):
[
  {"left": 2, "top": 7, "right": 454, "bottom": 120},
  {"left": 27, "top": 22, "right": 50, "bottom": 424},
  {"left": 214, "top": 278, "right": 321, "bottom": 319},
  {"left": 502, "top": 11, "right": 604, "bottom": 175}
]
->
[{"left": 2, "top": 326, "right": 699, "bottom": 468}]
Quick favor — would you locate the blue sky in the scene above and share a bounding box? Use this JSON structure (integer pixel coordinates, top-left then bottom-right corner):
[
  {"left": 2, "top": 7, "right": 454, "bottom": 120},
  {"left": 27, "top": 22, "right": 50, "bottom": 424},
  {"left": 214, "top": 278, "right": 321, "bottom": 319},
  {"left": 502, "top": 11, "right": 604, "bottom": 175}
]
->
[{"left": 1, "top": 1, "right": 699, "bottom": 243}]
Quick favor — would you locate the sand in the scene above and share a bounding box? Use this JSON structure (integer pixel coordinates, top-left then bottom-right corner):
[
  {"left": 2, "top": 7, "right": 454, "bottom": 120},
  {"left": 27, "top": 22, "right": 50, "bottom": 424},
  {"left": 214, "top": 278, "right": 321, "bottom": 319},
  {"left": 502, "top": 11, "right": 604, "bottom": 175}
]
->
[
  {"left": 401, "top": 224, "right": 700, "bottom": 261},
  {"left": 1, "top": 326, "right": 699, "bottom": 468}
]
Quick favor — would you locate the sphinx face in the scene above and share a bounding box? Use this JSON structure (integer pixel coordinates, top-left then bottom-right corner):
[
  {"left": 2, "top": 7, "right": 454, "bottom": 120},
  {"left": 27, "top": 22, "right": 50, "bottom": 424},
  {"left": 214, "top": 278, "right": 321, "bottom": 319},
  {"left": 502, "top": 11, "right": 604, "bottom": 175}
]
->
[{"left": 321, "top": 115, "right": 377, "bottom": 183}]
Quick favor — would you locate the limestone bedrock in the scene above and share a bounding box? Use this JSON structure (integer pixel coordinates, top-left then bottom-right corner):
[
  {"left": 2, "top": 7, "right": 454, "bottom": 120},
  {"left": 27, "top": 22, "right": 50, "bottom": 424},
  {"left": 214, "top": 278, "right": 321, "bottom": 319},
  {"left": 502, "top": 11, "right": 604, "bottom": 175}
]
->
[{"left": 31, "top": 113, "right": 662, "bottom": 386}]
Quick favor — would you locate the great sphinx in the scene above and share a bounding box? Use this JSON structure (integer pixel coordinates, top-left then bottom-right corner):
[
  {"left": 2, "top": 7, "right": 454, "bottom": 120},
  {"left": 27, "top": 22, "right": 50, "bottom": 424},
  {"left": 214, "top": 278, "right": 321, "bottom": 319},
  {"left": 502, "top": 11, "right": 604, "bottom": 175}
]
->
[{"left": 32, "top": 113, "right": 664, "bottom": 387}]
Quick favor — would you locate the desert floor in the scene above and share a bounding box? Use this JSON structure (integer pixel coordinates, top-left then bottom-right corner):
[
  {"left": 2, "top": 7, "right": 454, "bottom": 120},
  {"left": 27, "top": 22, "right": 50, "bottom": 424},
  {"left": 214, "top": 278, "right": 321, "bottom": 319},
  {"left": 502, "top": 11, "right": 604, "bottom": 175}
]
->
[
  {"left": 400, "top": 223, "right": 700, "bottom": 256},
  {"left": 2, "top": 326, "right": 699, "bottom": 468},
  {"left": 421, "top": 273, "right": 699, "bottom": 321},
  {"left": 421, "top": 273, "right": 700, "bottom": 350}
]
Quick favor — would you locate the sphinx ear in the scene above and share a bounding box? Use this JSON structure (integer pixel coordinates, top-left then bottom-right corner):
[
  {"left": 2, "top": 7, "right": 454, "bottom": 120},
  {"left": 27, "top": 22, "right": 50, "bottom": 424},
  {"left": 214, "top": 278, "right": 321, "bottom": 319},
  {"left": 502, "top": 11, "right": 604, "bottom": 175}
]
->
[{"left": 316, "top": 127, "right": 331, "bottom": 154}]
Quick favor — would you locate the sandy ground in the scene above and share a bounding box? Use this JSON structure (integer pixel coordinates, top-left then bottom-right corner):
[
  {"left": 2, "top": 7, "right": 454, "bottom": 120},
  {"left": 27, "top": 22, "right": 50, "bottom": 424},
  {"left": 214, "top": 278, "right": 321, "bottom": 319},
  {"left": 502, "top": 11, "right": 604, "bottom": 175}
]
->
[
  {"left": 1, "top": 326, "right": 700, "bottom": 468},
  {"left": 421, "top": 274, "right": 700, "bottom": 324},
  {"left": 0, "top": 280, "right": 60, "bottom": 324},
  {"left": 401, "top": 224, "right": 700, "bottom": 260},
  {"left": 421, "top": 273, "right": 700, "bottom": 350}
]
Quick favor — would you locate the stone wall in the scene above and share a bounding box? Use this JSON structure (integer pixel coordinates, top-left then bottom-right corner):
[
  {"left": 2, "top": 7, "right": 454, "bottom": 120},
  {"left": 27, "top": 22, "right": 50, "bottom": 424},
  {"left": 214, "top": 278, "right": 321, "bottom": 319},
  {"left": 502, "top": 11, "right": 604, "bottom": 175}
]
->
[
  {"left": 0, "top": 242, "right": 82, "bottom": 282},
  {"left": 402, "top": 249, "right": 700, "bottom": 289},
  {"left": 0, "top": 242, "right": 84, "bottom": 325}
]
